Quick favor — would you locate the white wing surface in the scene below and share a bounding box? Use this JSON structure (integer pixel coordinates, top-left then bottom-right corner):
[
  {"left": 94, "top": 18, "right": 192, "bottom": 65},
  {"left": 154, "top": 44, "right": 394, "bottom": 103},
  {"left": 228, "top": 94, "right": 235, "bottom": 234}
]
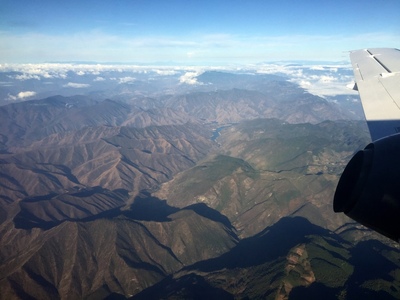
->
[{"left": 350, "top": 48, "right": 400, "bottom": 141}]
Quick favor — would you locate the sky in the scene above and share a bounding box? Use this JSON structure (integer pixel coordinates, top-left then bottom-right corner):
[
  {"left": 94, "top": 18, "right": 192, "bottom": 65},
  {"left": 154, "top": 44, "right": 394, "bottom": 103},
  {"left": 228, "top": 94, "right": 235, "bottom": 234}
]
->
[{"left": 1, "top": 0, "right": 399, "bottom": 64}]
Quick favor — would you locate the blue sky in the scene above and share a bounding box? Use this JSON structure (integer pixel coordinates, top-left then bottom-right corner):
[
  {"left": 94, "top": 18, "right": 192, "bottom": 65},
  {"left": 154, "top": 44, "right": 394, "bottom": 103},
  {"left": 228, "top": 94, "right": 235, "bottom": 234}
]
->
[{"left": 1, "top": 0, "right": 399, "bottom": 64}]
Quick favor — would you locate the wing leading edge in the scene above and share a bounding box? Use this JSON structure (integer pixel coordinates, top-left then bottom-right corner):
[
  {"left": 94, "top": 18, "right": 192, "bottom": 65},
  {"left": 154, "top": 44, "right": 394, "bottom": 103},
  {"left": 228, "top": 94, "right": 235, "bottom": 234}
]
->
[{"left": 350, "top": 48, "right": 400, "bottom": 141}]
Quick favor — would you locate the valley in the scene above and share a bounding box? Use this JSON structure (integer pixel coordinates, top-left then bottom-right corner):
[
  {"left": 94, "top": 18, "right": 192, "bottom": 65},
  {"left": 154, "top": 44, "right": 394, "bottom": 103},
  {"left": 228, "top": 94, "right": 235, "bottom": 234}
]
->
[{"left": 1, "top": 69, "right": 399, "bottom": 299}]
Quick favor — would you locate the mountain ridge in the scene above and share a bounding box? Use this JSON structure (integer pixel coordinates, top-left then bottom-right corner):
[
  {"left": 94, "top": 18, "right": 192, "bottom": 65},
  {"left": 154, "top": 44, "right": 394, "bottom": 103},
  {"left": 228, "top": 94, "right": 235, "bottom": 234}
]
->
[{"left": 1, "top": 71, "right": 398, "bottom": 299}]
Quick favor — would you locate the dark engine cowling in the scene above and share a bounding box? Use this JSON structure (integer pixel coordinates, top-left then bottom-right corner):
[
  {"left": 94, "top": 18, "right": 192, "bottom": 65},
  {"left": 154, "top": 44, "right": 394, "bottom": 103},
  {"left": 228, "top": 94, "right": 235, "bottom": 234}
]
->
[{"left": 334, "top": 133, "right": 400, "bottom": 242}]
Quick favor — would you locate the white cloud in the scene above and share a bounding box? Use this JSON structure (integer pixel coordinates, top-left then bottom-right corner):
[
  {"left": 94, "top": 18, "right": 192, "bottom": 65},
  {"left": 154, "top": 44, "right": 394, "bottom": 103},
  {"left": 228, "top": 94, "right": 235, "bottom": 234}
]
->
[
  {"left": 154, "top": 69, "right": 177, "bottom": 75},
  {"left": 318, "top": 75, "right": 336, "bottom": 83},
  {"left": 179, "top": 71, "right": 204, "bottom": 85},
  {"left": 310, "top": 66, "right": 325, "bottom": 71},
  {"left": 298, "top": 80, "right": 312, "bottom": 87},
  {"left": 118, "top": 76, "right": 136, "bottom": 84},
  {"left": 6, "top": 94, "right": 17, "bottom": 101},
  {"left": 18, "top": 91, "right": 36, "bottom": 98},
  {"left": 0, "top": 61, "right": 360, "bottom": 97},
  {"left": 1, "top": 63, "right": 69, "bottom": 79},
  {"left": 64, "top": 82, "right": 90, "bottom": 88},
  {"left": 14, "top": 74, "right": 41, "bottom": 80},
  {"left": 7, "top": 91, "right": 36, "bottom": 100},
  {"left": 255, "top": 62, "right": 358, "bottom": 96}
]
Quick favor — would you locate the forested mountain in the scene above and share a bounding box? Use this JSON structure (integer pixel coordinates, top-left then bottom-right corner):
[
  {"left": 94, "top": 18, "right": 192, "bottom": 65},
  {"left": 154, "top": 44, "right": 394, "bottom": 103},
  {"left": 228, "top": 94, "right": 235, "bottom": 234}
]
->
[{"left": 1, "top": 69, "right": 398, "bottom": 299}]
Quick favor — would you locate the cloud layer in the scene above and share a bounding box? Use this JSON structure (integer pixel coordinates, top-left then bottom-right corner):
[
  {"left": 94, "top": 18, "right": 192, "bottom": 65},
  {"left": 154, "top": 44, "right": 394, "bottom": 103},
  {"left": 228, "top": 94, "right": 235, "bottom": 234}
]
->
[{"left": 0, "top": 61, "right": 358, "bottom": 101}]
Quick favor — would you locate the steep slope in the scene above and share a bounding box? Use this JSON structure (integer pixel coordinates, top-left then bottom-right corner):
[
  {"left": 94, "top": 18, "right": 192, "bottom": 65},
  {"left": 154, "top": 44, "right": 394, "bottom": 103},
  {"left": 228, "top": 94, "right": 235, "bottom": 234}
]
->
[
  {"left": 0, "top": 95, "right": 98, "bottom": 149},
  {"left": 163, "top": 82, "right": 355, "bottom": 124},
  {"left": 13, "top": 187, "right": 129, "bottom": 229},
  {"left": 0, "top": 196, "right": 238, "bottom": 299},
  {"left": 1, "top": 74, "right": 398, "bottom": 300},
  {"left": 164, "top": 89, "right": 273, "bottom": 123},
  {"left": 0, "top": 96, "right": 197, "bottom": 151},
  {"left": 155, "top": 119, "right": 371, "bottom": 238},
  {"left": 133, "top": 217, "right": 400, "bottom": 300},
  {"left": 1, "top": 123, "right": 214, "bottom": 205}
]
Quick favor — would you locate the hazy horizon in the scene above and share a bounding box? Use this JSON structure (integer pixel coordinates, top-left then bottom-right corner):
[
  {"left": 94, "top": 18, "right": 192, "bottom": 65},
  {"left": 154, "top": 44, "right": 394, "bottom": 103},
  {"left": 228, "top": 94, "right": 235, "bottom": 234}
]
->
[{"left": 1, "top": 0, "right": 399, "bottom": 64}]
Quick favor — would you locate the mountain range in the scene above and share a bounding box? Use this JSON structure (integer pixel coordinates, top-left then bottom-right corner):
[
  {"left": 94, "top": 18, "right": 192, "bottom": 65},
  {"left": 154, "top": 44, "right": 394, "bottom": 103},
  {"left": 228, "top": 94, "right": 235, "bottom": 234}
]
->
[{"left": 1, "top": 70, "right": 399, "bottom": 299}]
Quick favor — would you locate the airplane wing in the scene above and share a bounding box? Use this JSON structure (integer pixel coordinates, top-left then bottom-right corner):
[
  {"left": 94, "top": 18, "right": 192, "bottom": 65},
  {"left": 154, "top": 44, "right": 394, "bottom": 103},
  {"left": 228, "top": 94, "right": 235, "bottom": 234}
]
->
[{"left": 350, "top": 48, "right": 400, "bottom": 141}]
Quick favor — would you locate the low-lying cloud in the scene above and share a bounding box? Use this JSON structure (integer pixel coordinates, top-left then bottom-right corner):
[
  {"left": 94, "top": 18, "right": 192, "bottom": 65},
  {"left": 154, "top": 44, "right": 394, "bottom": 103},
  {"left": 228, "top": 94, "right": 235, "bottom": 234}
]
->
[
  {"left": 179, "top": 71, "right": 203, "bottom": 85},
  {"left": 64, "top": 82, "right": 90, "bottom": 88},
  {"left": 7, "top": 91, "right": 37, "bottom": 100},
  {"left": 1, "top": 62, "right": 359, "bottom": 97},
  {"left": 117, "top": 76, "right": 136, "bottom": 84}
]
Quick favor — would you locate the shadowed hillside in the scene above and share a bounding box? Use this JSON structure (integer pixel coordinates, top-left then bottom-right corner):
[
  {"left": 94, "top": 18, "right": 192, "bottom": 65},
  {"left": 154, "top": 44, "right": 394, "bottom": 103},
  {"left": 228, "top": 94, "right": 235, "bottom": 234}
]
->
[
  {"left": 0, "top": 193, "right": 239, "bottom": 299},
  {"left": 133, "top": 217, "right": 400, "bottom": 300}
]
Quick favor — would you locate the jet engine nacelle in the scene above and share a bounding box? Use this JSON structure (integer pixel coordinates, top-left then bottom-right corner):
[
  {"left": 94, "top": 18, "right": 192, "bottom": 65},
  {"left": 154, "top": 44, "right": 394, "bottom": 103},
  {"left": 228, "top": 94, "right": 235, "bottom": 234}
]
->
[{"left": 334, "top": 133, "right": 400, "bottom": 242}]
